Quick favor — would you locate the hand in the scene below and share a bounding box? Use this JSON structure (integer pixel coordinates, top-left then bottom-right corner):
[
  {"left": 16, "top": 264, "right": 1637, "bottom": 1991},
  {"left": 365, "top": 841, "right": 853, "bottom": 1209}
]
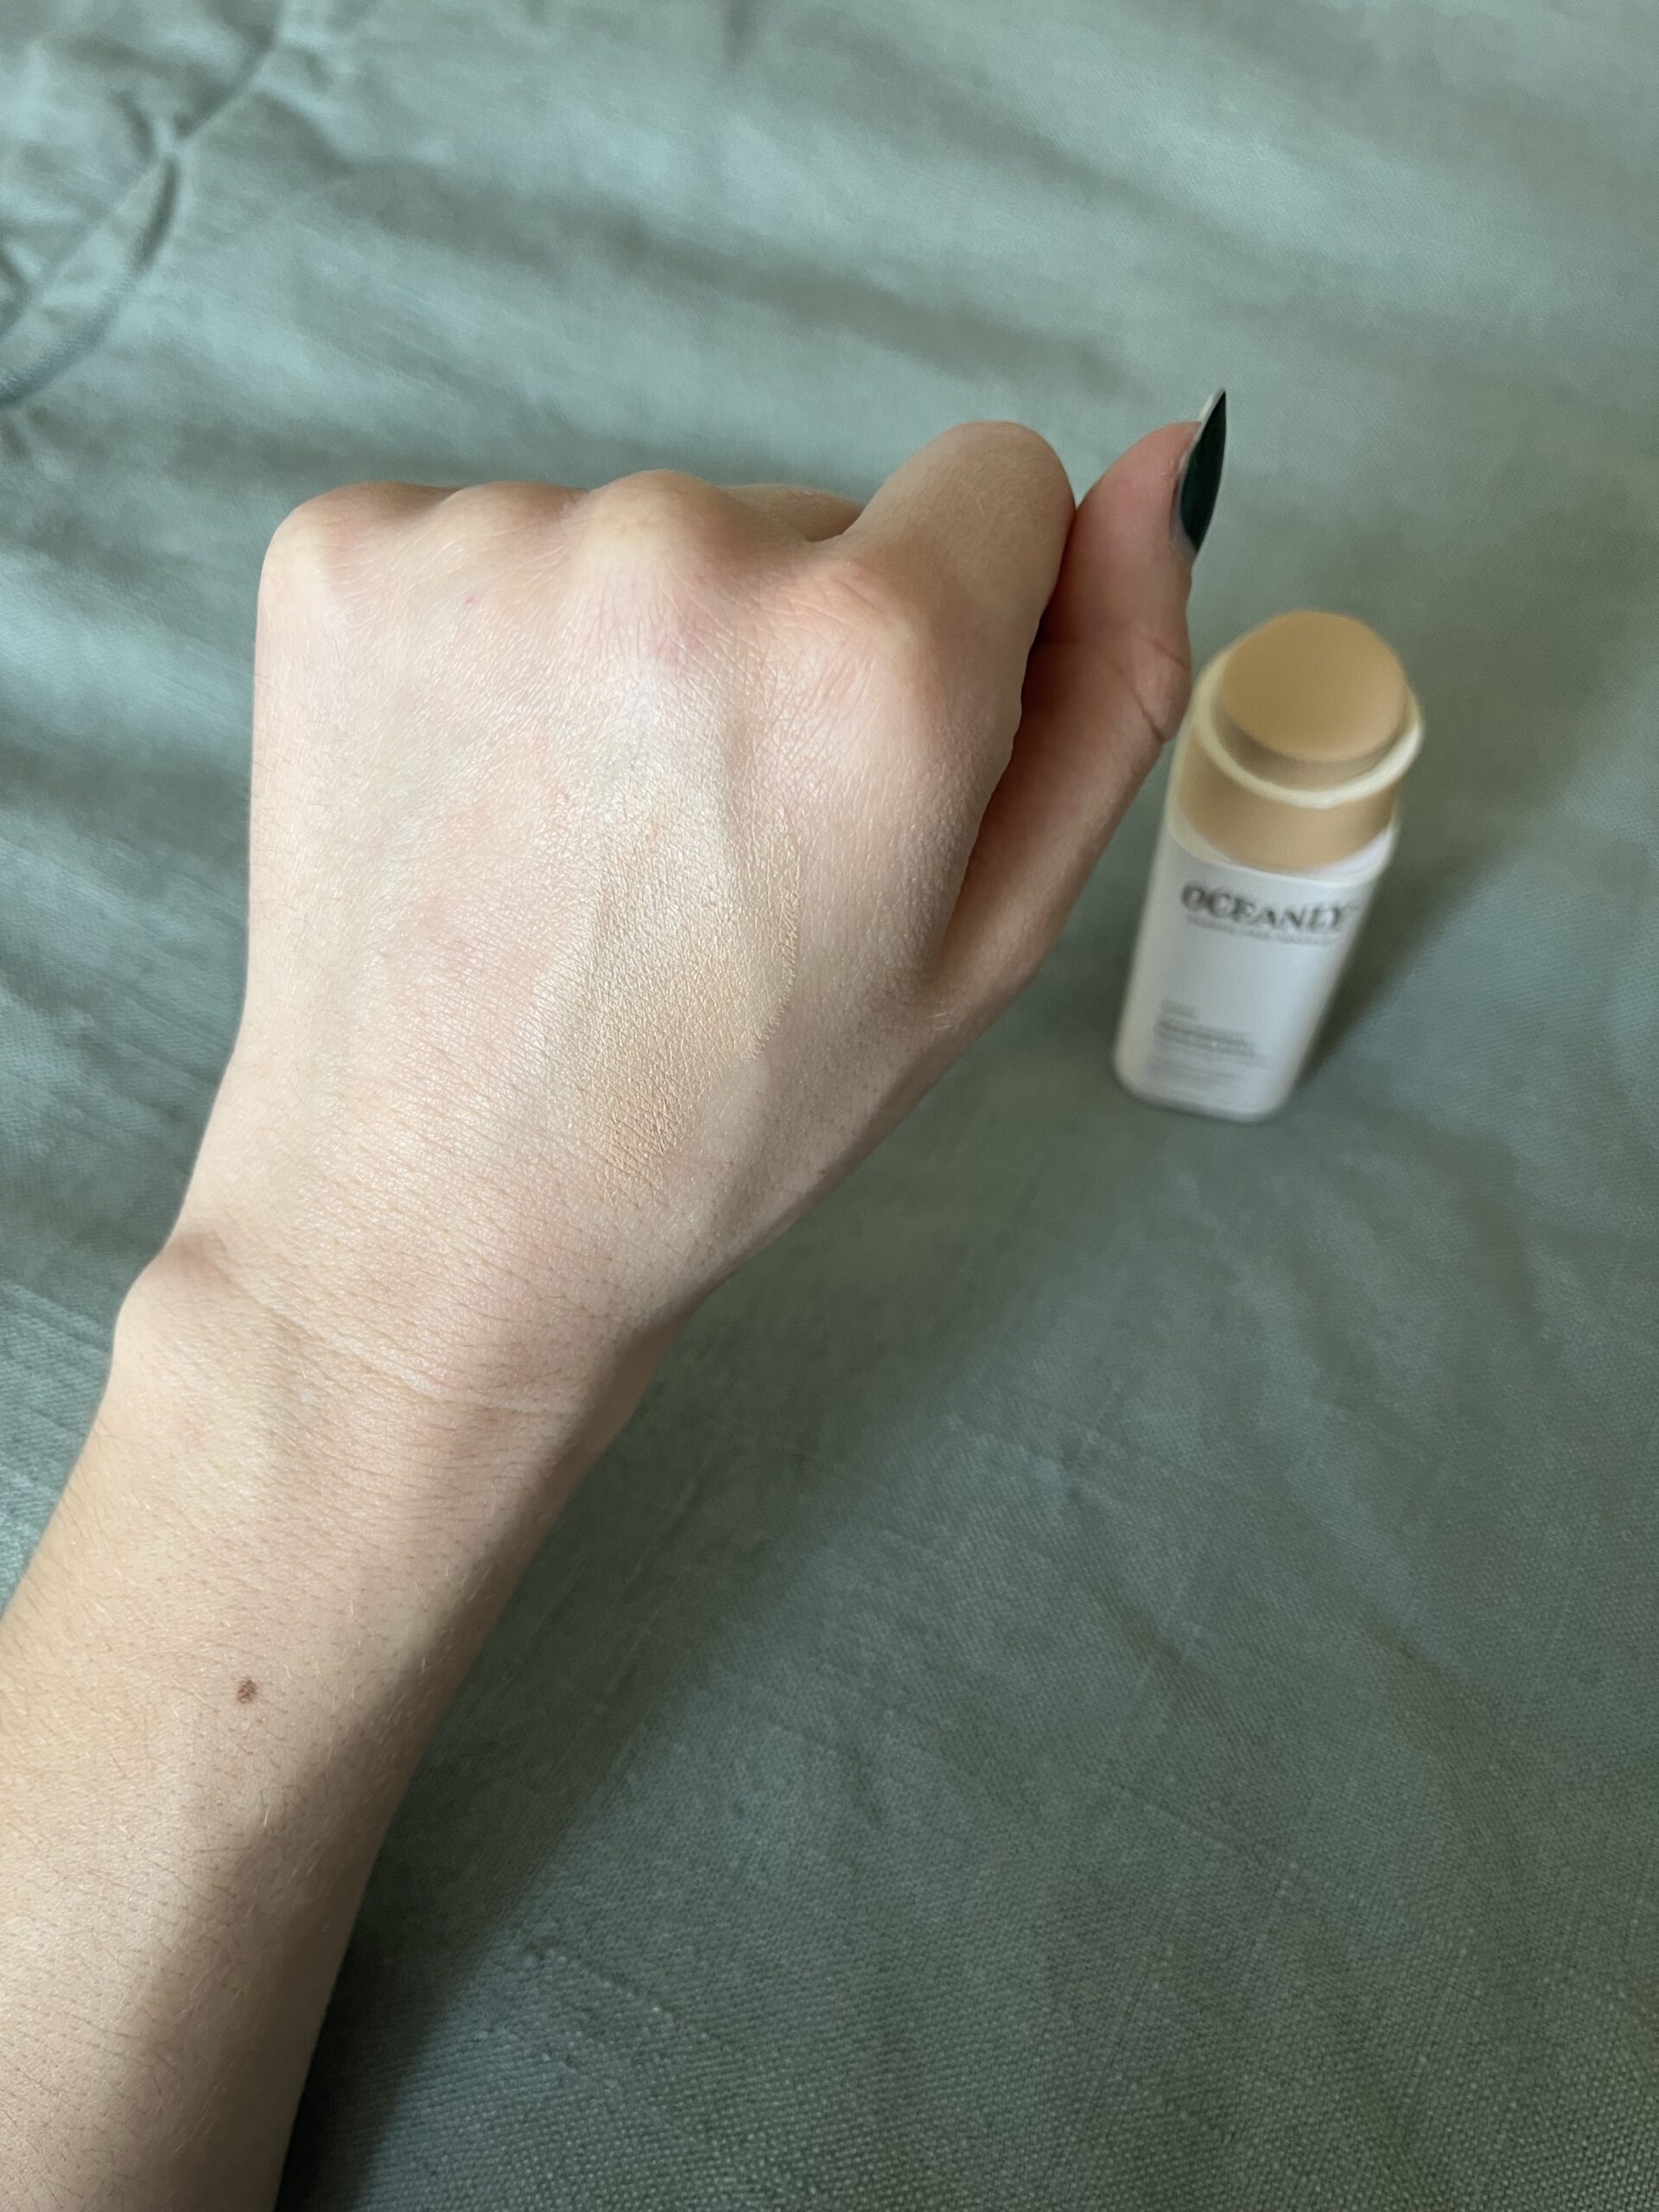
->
[
  {"left": 170, "top": 420, "right": 1198, "bottom": 1462},
  {"left": 0, "top": 416, "right": 1204, "bottom": 2212}
]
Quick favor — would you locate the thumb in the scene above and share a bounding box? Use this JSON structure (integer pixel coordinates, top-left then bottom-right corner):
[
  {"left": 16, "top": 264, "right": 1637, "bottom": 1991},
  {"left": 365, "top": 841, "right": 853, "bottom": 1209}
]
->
[{"left": 938, "top": 404, "right": 1224, "bottom": 1004}]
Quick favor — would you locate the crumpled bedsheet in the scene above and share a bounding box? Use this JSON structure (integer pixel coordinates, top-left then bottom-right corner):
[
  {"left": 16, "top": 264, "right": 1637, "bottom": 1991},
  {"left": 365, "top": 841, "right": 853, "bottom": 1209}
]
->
[{"left": 3, "top": 3, "right": 1657, "bottom": 2204}]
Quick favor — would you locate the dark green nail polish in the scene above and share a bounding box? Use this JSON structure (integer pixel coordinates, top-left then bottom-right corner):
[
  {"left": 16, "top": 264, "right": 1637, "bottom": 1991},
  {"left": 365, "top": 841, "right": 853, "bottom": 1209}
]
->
[{"left": 1175, "top": 389, "right": 1226, "bottom": 559}]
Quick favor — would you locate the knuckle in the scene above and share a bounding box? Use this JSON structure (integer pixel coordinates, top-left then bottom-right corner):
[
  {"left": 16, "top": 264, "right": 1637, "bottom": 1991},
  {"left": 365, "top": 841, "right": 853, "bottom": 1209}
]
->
[
  {"left": 953, "top": 419, "right": 1074, "bottom": 527},
  {"left": 966, "top": 416, "right": 1069, "bottom": 482},
  {"left": 566, "top": 473, "right": 752, "bottom": 661},
  {"left": 262, "top": 493, "right": 343, "bottom": 583},
  {"left": 435, "top": 479, "right": 571, "bottom": 537},
  {"left": 261, "top": 484, "right": 402, "bottom": 602},
  {"left": 576, "top": 469, "right": 730, "bottom": 561}
]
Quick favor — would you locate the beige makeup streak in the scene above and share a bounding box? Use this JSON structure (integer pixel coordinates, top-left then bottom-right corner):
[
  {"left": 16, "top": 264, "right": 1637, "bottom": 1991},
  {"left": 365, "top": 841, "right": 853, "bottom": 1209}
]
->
[{"left": 556, "top": 675, "right": 802, "bottom": 1189}]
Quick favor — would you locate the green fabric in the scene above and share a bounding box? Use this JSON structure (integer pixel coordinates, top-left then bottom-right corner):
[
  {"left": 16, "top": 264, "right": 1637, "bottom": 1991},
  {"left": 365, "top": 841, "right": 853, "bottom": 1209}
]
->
[{"left": 4, "top": 3, "right": 1658, "bottom": 2203}]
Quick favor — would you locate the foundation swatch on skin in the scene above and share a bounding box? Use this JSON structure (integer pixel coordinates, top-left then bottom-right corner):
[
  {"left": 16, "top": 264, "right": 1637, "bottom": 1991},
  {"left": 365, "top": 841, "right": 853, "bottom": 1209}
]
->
[{"left": 543, "top": 671, "right": 803, "bottom": 1194}]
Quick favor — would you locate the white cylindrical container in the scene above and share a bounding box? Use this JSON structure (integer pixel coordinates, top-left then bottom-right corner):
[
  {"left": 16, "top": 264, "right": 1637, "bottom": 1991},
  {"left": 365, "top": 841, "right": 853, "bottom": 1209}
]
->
[{"left": 1114, "top": 611, "right": 1423, "bottom": 1121}]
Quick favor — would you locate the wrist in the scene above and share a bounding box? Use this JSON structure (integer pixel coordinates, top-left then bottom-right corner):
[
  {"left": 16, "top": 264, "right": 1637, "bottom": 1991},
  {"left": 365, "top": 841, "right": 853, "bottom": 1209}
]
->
[{"left": 111, "top": 1223, "right": 663, "bottom": 1574}]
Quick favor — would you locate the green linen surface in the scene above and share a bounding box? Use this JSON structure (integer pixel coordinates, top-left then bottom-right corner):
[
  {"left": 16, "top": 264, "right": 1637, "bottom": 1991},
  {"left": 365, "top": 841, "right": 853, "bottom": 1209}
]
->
[{"left": 3, "top": 3, "right": 1657, "bottom": 2203}]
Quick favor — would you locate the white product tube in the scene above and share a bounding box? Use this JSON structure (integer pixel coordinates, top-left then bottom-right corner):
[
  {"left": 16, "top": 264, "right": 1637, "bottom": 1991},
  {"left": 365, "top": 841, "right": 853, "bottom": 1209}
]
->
[
  {"left": 1113, "top": 766, "right": 1394, "bottom": 1119},
  {"left": 1113, "top": 613, "right": 1423, "bottom": 1122}
]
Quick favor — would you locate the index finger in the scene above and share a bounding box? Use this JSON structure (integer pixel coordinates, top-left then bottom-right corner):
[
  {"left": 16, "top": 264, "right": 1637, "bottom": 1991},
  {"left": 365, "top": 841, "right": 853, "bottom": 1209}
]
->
[{"left": 829, "top": 420, "right": 1075, "bottom": 674}]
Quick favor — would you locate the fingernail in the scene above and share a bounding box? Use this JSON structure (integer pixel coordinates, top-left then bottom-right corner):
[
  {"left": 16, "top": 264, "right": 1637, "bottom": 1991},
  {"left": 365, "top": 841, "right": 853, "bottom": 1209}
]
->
[{"left": 1174, "top": 388, "right": 1226, "bottom": 561}]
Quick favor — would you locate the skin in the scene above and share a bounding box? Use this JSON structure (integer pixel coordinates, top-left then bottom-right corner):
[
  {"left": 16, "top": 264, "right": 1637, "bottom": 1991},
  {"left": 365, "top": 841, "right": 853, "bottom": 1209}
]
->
[{"left": 0, "top": 416, "right": 1199, "bottom": 2210}]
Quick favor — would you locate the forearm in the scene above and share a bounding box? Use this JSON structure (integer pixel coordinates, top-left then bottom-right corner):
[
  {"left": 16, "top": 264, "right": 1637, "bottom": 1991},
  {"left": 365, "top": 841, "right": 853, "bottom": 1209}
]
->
[{"left": 0, "top": 1236, "right": 651, "bottom": 2212}]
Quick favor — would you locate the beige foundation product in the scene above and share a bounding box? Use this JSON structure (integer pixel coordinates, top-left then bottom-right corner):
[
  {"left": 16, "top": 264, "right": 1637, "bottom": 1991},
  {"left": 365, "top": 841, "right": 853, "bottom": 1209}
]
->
[{"left": 1113, "top": 611, "right": 1423, "bottom": 1120}]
